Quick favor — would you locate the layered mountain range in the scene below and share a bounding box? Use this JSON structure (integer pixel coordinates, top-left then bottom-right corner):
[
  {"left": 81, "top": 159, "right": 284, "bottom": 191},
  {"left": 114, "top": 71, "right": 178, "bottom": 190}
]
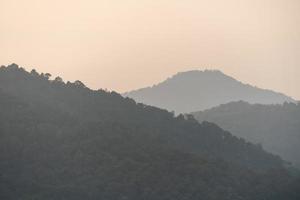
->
[{"left": 0, "top": 64, "right": 299, "bottom": 199}]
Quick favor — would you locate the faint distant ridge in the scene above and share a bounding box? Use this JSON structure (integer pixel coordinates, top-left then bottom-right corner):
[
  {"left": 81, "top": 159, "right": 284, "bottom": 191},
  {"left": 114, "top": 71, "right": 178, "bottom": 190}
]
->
[{"left": 124, "top": 69, "right": 295, "bottom": 114}]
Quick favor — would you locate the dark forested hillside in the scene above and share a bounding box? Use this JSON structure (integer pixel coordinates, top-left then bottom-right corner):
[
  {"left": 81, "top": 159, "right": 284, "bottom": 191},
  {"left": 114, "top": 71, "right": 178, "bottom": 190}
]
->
[
  {"left": 124, "top": 70, "right": 295, "bottom": 114},
  {"left": 0, "top": 64, "right": 299, "bottom": 200},
  {"left": 192, "top": 101, "right": 300, "bottom": 168}
]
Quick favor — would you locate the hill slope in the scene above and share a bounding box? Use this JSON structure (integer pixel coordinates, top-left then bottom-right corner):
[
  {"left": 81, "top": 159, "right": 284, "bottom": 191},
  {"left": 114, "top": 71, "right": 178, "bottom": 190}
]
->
[
  {"left": 124, "top": 70, "right": 295, "bottom": 114},
  {"left": 0, "top": 64, "right": 299, "bottom": 200},
  {"left": 192, "top": 101, "right": 300, "bottom": 168}
]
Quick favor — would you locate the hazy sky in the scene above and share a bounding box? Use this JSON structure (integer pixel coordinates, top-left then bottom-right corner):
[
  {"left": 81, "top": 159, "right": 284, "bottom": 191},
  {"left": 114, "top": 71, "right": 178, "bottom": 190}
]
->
[{"left": 1, "top": 0, "right": 299, "bottom": 99}]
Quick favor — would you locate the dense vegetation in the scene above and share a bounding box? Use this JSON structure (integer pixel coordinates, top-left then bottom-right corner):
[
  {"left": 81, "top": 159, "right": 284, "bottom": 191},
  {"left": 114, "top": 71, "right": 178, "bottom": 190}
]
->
[
  {"left": 124, "top": 70, "right": 294, "bottom": 114},
  {"left": 0, "top": 64, "right": 299, "bottom": 200},
  {"left": 192, "top": 101, "right": 300, "bottom": 168}
]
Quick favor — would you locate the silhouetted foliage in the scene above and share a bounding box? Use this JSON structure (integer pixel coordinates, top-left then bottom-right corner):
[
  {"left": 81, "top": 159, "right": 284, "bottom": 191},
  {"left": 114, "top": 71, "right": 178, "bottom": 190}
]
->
[
  {"left": 73, "top": 80, "right": 85, "bottom": 88},
  {"left": 54, "top": 76, "right": 64, "bottom": 83}
]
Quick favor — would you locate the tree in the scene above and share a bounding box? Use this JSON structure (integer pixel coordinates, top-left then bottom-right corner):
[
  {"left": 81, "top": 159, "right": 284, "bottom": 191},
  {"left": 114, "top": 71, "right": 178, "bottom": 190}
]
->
[
  {"left": 45, "top": 73, "right": 51, "bottom": 80},
  {"left": 8, "top": 63, "right": 19, "bottom": 69},
  {"left": 74, "top": 80, "right": 85, "bottom": 88},
  {"left": 30, "top": 69, "right": 39, "bottom": 76},
  {"left": 54, "top": 76, "right": 63, "bottom": 83}
]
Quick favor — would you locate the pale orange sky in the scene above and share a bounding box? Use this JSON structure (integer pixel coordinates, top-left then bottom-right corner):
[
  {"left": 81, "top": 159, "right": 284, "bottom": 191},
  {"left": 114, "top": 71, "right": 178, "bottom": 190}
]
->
[{"left": 0, "top": 0, "right": 299, "bottom": 99}]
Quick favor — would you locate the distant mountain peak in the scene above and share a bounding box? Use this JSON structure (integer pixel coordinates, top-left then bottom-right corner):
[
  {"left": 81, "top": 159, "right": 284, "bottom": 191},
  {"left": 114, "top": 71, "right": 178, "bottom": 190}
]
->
[
  {"left": 124, "top": 69, "right": 295, "bottom": 114},
  {"left": 169, "top": 69, "right": 228, "bottom": 79},
  {"left": 173, "top": 69, "right": 225, "bottom": 76},
  {"left": 165, "top": 70, "right": 237, "bottom": 84}
]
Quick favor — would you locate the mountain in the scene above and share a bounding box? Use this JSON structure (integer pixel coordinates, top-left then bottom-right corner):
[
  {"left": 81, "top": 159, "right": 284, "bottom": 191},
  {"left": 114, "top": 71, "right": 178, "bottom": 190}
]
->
[
  {"left": 192, "top": 101, "right": 300, "bottom": 168},
  {"left": 0, "top": 64, "right": 299, "bottom": 200},
  {"left": 124, "top": 70, "right": 295, "bottom": 114}
]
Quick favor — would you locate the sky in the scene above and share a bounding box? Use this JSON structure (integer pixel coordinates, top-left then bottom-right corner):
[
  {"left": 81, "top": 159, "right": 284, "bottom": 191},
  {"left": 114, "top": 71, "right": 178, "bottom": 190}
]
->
[{"left": 0, "top": 0, "right": 299, "bottom": 99}]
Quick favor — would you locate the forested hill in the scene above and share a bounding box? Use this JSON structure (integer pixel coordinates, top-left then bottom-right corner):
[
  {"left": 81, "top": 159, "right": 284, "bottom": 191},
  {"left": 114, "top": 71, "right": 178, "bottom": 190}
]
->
[
  {"left": 192, "top": 101, "right": 300, "bottom": 168},
  {"left": 124, "top": 70, "right": 295, "bottom": 114},
  {"left": 0, "top": 64, "right": 299, "bottom": 200}
]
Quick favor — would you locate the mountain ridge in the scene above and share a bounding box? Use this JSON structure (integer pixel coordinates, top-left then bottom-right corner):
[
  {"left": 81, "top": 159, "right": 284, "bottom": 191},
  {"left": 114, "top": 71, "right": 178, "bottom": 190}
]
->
[
  {"left": 192, "top": 100, "right": 300, "bottom": 168},
  {"left": 124, "top": 70, "right": 295, "bottom": 114}
]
